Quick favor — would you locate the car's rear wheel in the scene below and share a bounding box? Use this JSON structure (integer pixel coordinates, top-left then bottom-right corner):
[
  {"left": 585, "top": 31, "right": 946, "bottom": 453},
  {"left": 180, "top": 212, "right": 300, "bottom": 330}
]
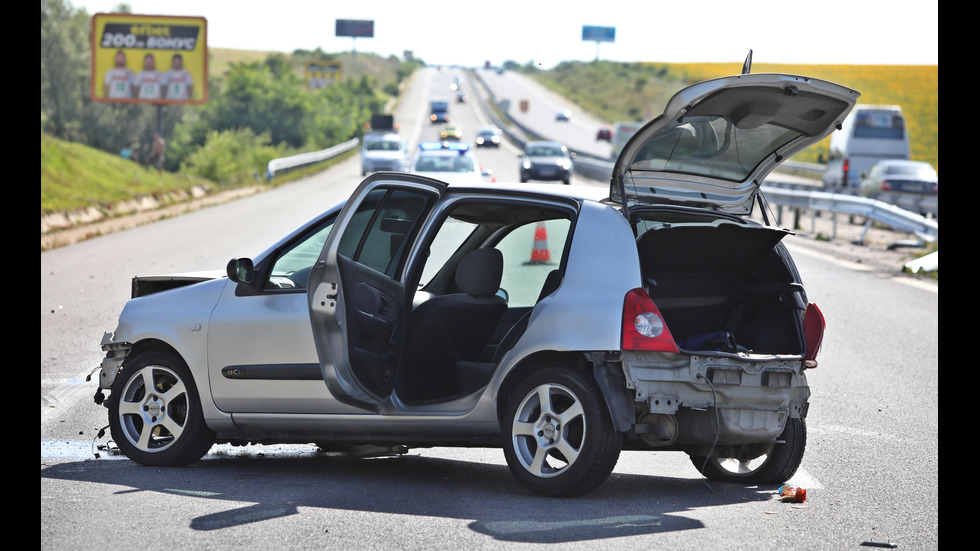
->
[
  {"left": 689, "top": 417, "right": 806, "bottom": 484},
  {"left": 502, "top": 366, "right": 621, "bottom": 496},
  {"left": 108, "top": 350, "right": 215, "bottom": 466}
]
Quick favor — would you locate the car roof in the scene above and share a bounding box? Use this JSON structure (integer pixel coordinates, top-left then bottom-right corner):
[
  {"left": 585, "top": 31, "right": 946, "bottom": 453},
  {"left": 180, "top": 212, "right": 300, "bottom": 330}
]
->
[{"left": 447, "top": 181, "right": 608, "bottom": 202}]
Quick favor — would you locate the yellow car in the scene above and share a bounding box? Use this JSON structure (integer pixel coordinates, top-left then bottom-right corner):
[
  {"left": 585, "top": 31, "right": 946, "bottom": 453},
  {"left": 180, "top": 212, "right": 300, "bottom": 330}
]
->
[{"left": 440, "top": 124, "right": 462, "bottom": 141}]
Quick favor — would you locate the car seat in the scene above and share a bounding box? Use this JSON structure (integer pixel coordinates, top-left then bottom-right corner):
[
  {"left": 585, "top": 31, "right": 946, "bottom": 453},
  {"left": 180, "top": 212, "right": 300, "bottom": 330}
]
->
[{"left": 401, "top": 248, "right": 508, "bottom": 401}]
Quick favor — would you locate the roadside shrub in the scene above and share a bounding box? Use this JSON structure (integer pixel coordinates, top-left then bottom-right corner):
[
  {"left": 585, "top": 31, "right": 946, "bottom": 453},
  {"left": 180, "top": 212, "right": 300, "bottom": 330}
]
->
[{"left": 180, "top": 128, "right": 285, "bottom": 187}]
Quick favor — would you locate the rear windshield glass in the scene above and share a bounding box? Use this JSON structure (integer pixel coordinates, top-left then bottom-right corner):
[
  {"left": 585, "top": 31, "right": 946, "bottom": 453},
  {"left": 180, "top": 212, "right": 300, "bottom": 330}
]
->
[{"left": 626, "top": 116, "right": 799, "bottom": 182}]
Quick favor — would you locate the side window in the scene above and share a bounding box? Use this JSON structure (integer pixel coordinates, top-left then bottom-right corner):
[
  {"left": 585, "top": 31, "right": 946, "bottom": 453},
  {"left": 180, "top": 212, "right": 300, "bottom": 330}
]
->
[
  {"left": 265, "top": 216, "right": 335, "bottom": 290},
  {"left": 496, "top": 219, "right": 571, "bottom": 307},
  {"left": 337, "top": 187, "right": 430, "bottom": 277}
]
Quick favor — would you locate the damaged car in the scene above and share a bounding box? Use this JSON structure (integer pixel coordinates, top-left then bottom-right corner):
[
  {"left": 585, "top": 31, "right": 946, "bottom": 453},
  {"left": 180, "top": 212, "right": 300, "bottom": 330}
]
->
[{"left": 94, "top": 72, "right": 858, "bottom": 496}]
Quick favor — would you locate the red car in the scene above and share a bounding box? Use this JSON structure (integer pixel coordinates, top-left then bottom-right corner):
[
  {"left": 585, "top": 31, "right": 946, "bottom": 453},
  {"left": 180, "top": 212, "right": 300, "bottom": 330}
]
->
[{"left": 596, "top": 128, "right": 612, "bottom": 141}]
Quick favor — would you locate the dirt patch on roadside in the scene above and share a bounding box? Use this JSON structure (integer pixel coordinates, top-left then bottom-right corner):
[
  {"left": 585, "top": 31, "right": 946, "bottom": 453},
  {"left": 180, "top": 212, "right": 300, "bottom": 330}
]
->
[{"left": 41, "top": 186, "right": 264, "bottom": 251}]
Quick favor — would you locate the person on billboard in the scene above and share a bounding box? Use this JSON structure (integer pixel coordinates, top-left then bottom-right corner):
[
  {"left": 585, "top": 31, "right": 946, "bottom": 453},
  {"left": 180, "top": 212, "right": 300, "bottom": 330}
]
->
[
  {"left": 162, "top": 53, "right": 194, "bottom": 101},
  {"left": 133, "top": 53, "right": 164, "bottom": 100},
  {"left": 103, "top": 50, "right": 135, "bottom": 99}
]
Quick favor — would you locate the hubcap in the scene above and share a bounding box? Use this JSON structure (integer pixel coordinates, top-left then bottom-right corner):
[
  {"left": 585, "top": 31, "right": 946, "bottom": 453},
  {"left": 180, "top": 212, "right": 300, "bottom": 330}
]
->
[
  {"left": 511, "top": 383, "right": 586, "bottom": 478},
  {"left": 117, "top": 365, "right": 188, "bottom": 453}
]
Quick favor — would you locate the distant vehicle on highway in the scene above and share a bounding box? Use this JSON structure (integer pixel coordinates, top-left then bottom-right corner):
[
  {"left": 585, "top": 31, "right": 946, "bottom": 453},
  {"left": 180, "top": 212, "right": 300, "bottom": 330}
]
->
[
  {"left": 519, "top": 140, "right": 573, "bottom": 185},
  {"left": 429, "top": 100, "right": 450, "bottom": 124},
  {"left": 610, "top": 121, "right": 642, "bottom": 158},
  {"left": 596, "top": 127, "right": 612, "bottom": 141},
  {"left": 360, "top": 132, "right": 408, "bottom": 176},
  {"left": 475, "top": 126, "right": 502, "bottom": 148},
  {"left": 555, "top": 109, "right": 571, "bottom": 122},
  {"left": 858, "top": 159, "right": 938, "bottom": 216},
  {"left": 440, "top": 123, "right": 462, "bottom": 141},
  {"left": 822, "top": 105, "right": 910, "bottom": 190},
  {"left": 410, "top": 141, "right": 492, "bottom": 184}
]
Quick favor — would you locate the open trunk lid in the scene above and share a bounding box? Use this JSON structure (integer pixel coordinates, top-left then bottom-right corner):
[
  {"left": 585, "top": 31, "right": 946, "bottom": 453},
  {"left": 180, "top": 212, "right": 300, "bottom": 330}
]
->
[{"left": 612, "top": 73, "right": 859, "bottom": 215}]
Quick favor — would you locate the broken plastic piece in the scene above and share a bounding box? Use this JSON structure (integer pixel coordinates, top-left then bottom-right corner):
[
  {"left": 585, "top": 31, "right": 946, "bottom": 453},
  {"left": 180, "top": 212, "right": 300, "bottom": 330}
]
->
[{"left": 778, "top": 484, "right": 807, "bottom": 503}]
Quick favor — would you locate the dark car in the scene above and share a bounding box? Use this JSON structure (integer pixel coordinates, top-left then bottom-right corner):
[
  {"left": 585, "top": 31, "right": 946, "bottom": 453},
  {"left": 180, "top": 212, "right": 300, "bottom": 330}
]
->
[
  {"left": 475, "top": 126, "right": 502, "bottom": 148},
  {"left": 520, "top": 141, "right": 573, "bottom": 184},
  {"left": 596, "top": 128, "right": 612, "bottom": 141}
]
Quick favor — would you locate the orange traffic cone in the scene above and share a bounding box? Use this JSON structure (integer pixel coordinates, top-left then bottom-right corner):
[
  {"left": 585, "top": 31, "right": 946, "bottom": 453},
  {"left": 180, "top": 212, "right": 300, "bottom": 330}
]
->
[{"left": 526, "top": 222, "right": 553, "bottom": 265}]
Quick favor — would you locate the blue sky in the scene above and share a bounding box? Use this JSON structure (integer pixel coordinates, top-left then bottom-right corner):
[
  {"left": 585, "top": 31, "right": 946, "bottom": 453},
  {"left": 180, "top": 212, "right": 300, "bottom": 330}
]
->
[{"left": 74, "top": 0, "right": 939, "bottom": 68}]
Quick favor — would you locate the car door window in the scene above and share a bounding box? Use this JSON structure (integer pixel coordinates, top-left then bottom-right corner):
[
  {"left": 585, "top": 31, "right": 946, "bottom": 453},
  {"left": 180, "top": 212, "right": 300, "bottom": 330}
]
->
[{"left": 338, "top": 188, "right": 429, "bottom": 278}]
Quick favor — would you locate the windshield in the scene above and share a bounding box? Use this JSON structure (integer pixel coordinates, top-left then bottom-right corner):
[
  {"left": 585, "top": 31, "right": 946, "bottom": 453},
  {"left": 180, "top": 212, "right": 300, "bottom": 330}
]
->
[
  {"left": 885, "top": 163, "right": 936, "bottom": 178},
  {"left": 366, "top": 140, "right": 402, "bottom": 151},
  {"left": 526, "top": 146, "right": 566, "bottom": 157}
]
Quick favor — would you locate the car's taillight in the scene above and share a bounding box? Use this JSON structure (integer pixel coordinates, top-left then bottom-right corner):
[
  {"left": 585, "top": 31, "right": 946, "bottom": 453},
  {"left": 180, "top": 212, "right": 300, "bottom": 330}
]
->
[
  {"left": 842, "top": 158, "right": 850, "bottom": 186},
  {"left": 931, "top": 182, "right": 939, "bottom": 194},
  {"left": 622, "top": 288, "right": 679, "bottom": 352},
  {"left": 802, "top": 303, "right": 825, "bottom": 368},
  {"left": 880, "top": 179, "right": 892, "bottom": 191}
]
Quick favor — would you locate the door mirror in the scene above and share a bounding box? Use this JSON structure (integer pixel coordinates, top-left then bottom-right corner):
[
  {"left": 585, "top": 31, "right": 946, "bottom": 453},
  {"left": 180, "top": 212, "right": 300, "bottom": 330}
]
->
[{"left": 226, "top": 257, "right": 255, "bottom": 284}]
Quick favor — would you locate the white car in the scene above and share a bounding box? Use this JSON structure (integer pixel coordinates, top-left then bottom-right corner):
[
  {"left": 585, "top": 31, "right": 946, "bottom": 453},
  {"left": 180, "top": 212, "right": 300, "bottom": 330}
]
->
[
  {"left": 360, "top": 133, "right": 409, "bottom": 176},
  {"left": 408, "top": 142, "right": 492, "bottom": 184},
  {"left": 94, "top": 72, "right": 858, "bottom": 496}
]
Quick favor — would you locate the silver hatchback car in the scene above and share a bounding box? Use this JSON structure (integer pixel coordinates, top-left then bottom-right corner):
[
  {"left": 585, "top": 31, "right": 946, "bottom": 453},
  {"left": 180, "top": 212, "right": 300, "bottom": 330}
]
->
[{"left": 94, "top": 73, "right": 858, "bottom": 496}]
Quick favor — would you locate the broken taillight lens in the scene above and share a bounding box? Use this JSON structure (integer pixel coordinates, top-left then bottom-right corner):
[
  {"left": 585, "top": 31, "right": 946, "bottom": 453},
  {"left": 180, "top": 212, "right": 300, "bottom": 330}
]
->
[
  {"left": 802, "top": 303, "right": 825, "bottom": 367},
  {"left": 622, "top": 288, "right": 679, "bottom": 352}
]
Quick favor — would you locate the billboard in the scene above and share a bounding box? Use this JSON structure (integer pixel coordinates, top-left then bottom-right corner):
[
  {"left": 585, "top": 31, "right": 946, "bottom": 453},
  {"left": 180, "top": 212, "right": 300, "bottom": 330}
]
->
[
  {"left": 581, "top": 25, "right": 616, "bottom": 42},
  {"left": 335, "top": 19, "right": 374, "bottom": 38},
  {"left": 91, "top": 13, "right": 208, "bottom": 104},
  {"left": 306, "top": 60, "right": 343, "bottom": 89}
]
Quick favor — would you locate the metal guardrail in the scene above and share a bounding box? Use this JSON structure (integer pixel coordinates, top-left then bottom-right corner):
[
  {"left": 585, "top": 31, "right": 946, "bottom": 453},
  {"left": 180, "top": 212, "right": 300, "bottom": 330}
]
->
[
  {"left": 265, "top": 138, "right": 360, "bottom": 180},
  {"left": 760, "top": 186, "right": 938, "bottom": 243},
  {"left": 548, "top": 154, "right": 939, "bottom": 244}
]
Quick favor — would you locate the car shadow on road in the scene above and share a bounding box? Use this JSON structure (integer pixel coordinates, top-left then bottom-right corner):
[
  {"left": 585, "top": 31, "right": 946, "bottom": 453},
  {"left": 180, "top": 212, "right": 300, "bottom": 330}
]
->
[{"left": 42, "top": 446, "right": 781, "bottom": 544}]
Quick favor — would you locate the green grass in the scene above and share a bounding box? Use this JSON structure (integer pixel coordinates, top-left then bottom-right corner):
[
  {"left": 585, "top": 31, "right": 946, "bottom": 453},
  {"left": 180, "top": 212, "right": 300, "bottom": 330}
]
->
[{"left": 40, "top": 132, "right": 216, "bottom": 214}]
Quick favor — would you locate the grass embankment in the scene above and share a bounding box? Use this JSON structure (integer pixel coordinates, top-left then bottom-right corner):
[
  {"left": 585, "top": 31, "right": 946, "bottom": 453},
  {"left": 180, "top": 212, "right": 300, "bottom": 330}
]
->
[{"left": 40, "top": 132, "right": 214, "bottom": 214}]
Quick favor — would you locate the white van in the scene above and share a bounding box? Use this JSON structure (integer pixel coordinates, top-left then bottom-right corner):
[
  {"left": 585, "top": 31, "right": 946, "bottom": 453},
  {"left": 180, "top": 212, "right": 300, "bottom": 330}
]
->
[
  {"left": 822, "top": 105, "right": 909, "bottom": 190},
  {"left": 610, "top": 121, "right": 642, "bottom": 158}
]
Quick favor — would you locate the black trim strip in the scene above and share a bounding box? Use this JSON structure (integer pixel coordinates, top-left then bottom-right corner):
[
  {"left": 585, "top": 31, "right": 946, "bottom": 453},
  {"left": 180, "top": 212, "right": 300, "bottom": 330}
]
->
[{"left": 221, "top": 363, "right": 323, "bottom": 380}]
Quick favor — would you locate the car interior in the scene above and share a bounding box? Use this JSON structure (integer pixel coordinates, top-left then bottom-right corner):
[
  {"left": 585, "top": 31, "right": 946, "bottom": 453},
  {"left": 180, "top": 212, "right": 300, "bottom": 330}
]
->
[{"left": 396, "top": 200, "right": 572, "bottom": 403}]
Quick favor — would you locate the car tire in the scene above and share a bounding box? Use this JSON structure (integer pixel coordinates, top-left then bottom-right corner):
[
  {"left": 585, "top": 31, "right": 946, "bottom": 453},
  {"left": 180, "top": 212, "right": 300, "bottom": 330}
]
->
[
  {"left": 689, "top": 417, "right": 806, "bottom": 484},
  {"left": 502, "top": 366, "right": 621, "bottom": 496},
  {"left": 108, "top": 350, "right": 215, "bottom": 466}
]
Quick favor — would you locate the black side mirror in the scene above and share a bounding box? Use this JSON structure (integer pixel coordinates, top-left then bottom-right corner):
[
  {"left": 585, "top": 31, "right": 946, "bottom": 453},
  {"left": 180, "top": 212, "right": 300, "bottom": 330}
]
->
[{"left": 226, "top": 257, "right": 255, "bottom": 284}]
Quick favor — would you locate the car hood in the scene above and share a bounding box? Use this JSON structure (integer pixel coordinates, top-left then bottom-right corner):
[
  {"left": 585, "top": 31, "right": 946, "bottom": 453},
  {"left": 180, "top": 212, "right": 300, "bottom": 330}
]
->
[
  {"left": 363, "top": 150, "right": 405, "bottom": 159},
  {"left": 611, "top": 73, "right": 859, "bottom": 214}
]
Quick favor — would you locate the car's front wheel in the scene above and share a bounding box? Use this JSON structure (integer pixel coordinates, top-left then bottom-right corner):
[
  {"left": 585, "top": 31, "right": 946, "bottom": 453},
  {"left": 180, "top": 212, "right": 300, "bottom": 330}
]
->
[
  {"left": 689, "top": 417, "right": 806, "bottom": 484},
  {"left": 502, "top": 366, "right": 621, "bottom": 496},
  {"left": 108, "top": 350, "right": 215, "bottom": 466}
]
